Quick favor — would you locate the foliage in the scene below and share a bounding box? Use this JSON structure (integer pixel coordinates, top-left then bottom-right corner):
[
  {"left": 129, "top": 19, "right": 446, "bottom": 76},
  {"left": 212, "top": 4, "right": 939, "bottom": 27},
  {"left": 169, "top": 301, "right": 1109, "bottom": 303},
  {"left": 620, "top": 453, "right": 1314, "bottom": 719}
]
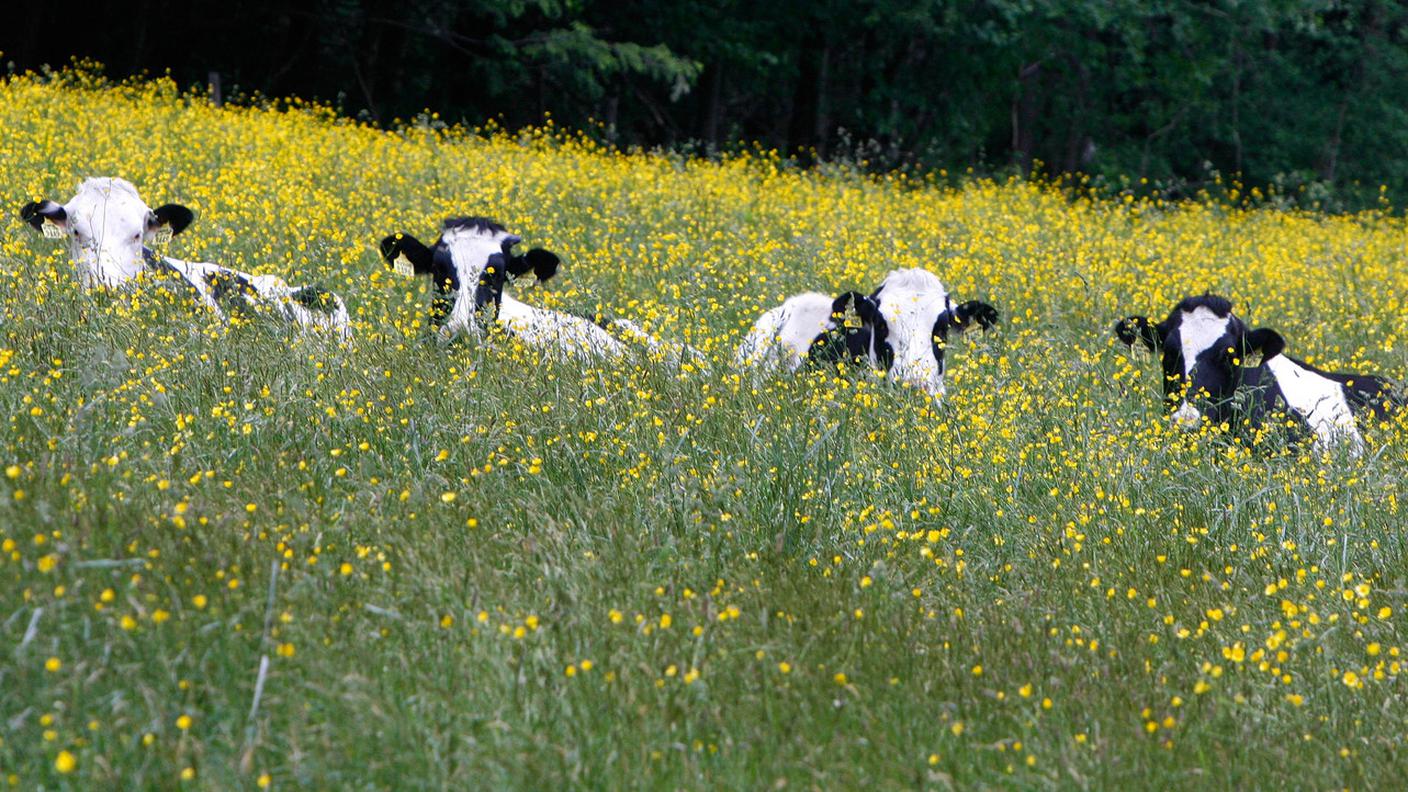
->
[
  {"left": 0, "top": 74, "right": 1406, "bottom": 788},
  {"left": 8, "top": 1, "right": 1408, "bottom": 206}
]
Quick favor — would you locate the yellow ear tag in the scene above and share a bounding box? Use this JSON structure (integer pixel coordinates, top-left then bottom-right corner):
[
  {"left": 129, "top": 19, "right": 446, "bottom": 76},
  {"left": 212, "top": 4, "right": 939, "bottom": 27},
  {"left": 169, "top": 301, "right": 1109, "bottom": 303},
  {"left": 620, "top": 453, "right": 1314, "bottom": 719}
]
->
[
  {"left": 41, "top": 221, "right": 65, "bottom": 239},
  {"left": 150, "top": 227, "right": 174, "bottom": 246},
  {"left": 392, "top": 253, "right": 416, "bottom": 277},
  {"left": 843, "top": 307, "right": 863, "bottom": 330}
]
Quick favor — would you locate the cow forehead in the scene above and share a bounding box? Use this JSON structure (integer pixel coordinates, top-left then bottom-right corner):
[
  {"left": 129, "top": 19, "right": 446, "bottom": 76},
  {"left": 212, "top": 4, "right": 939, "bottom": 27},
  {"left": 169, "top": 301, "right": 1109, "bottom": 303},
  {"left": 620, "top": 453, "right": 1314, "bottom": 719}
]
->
[
  {"left": 440, "top": 225, "right": 511, "bottom": 246},
  {"left": 1175, "top": 306, "right": 1235, "bottom": 374},
  {"left": 66, "top": 183, "right": 151, "bottom": 226}
]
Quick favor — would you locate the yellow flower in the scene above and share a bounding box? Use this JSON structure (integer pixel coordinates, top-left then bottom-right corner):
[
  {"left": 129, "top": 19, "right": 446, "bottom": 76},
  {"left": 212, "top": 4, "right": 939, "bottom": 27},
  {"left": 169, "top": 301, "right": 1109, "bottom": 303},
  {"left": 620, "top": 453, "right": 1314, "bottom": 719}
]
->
[{"left": 55, "top": 750, "right": 76, "bottom": 774}]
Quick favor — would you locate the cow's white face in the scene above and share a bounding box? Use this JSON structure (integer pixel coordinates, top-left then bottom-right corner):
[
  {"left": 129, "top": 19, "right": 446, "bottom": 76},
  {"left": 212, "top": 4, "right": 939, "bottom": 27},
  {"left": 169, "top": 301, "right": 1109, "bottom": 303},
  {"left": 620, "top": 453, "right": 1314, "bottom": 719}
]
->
[
  {"left": 21, "top": 178, "right": 192, "bottom": 288},
  {"left": 872, "top": 268, "right": 954, "bottom": 395}
]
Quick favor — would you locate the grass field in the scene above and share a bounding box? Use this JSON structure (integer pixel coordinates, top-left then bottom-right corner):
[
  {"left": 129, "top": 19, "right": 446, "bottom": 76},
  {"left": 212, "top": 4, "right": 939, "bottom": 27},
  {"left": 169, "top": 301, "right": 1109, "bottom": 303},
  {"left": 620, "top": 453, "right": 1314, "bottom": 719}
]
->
[{"left": 0, "top": 70, "right": 1405, "bottom": 789}]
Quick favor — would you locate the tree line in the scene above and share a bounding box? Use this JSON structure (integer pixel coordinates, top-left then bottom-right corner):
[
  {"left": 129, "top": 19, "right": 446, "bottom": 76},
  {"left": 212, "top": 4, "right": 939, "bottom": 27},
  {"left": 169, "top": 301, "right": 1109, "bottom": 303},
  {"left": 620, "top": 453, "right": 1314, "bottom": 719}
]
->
[{"left": 8, "top": 0, "right": 1408, "bottom": 207}]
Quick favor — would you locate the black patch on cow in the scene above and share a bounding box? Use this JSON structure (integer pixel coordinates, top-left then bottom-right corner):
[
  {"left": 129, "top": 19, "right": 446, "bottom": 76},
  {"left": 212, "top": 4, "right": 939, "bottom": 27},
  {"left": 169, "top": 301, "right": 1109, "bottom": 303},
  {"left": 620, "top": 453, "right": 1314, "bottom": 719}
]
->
[
  {"left": 569, "top": 309, "right": 610, "bottom": 329},
  {"left": 151, "top": 204, "right": 195, "bottom": 236},
  {"left": 290, "top": 286, "right": 341, "bottom": 315},
  {"left": 807, "top": 291, "right": 864, "bottom": 366},
  {"left": 205, "top": 269, "right": 257, "bottom": 307},
  {"left": 19, "top": 200, "right": 66, "bottom": 231},
  {"left": 473, "top": 252, "right": 508, "bottom": 319},
  {"left": 443, "top": 216, "right": 507, "bottom": 235},
  {"left": 422, "top": 243, "right": 458, "bottom": 326},
  {"left": 857, "top": 293, "right": 893, "bottom": 371}
]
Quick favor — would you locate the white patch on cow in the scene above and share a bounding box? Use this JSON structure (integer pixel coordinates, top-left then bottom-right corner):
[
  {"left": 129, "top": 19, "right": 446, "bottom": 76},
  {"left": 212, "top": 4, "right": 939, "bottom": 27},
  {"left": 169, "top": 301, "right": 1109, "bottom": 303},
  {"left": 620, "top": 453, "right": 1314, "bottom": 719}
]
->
[
  {"left": 872, "top": 268, "right": 951, "bottom": 396},
  {"left": 439, "top": 224, "right": 514, "bottom": 338},
  {"left": 1264, "top": 355, "right": 1363, "bottom": 453},
  {"left": 1176, "top": 306, "right": 1233, "bottom": 376},
  {"left": 608, "top": 318, "right": 703, "bottom": 364},
  {"left": 496, "top": 295, "right": 625, "bottom": 360},
  {"left": 160, "top": 257, "right": 353, "bottom": 339},
  {"left": 736, "top": 292, "right": 837, "bottom": 372},
  {"left": 1171, "top": 305, "right": 1234, "bottom": 422}
]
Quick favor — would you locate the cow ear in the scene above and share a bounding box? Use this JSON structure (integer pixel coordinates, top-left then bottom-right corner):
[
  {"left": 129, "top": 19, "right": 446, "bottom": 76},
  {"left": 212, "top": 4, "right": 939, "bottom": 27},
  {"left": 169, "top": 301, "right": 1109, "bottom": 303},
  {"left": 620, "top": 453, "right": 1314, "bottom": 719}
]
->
[
  {"left": 1245, "top": 327, "right": 1285, "bottom": 360},
  {"left": 854, "top": 294, "right": 883, "bottom": 326},
  {"left": 524, "top": 248, "right": 561, "bottom": 283},
  {"left": 1114, "top": 315, "right": 1160, "bottom": 352},
  {"left": 828, "top": 292, "right": 866, "bottom": 330},
  {"left": 150, "top": 204, "right": 195, "bottom": 237},
  {"left": 20, "top": 200, "right": 67, "bottom": 236},
  {"left": 955, "top": 299, "right": 999, "bottom": 330},
  {"left": 379, "top": 233, "right": 434, "bottom": 277}
]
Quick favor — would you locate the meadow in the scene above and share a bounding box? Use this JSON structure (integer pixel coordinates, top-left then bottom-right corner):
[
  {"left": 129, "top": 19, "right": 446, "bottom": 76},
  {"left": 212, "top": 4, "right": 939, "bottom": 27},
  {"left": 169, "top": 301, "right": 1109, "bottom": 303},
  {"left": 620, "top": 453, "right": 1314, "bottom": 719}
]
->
[{"left": 0, "top": 70, "right": 1405, "bottom": 789}]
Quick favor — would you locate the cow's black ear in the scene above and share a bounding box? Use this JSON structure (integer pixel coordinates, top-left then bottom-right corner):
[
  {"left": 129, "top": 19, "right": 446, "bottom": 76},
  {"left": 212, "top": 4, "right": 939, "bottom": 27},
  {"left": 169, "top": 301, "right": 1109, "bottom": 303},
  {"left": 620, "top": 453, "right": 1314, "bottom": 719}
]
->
[
  {"left": 379, "top": 233, "right": 435, "bottom": 275},
  {"left": 20, "top": 200, "right": 66, "bottom": 232},
  {"left": 1245, "top": 327, "right": 1285, "bottom": 360},
  {"left": 826, "top": 291, "right": 866, "bottom": 332},
  {"left": 524, "top": 248, "right": 560, "bottom": 283},
  {"left": 854, "top": 293, "right": 884, "bottom": 326},
  {"left": 150, "top": 204, "right": 195, "bottom": 236},
  {"left": 955, "top": 299, "right": 999, "bottom": 330},
  {"left": 1115, "top": 315, "right": 1160, "bottom": 352}
]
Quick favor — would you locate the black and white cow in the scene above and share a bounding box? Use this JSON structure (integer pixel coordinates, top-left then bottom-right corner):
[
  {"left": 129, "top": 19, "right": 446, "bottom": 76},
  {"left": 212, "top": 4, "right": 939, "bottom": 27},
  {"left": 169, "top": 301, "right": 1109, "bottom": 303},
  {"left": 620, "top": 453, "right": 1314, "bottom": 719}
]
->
[
  {"left": 20, "top": 178, "right": 351, "bottom": 338},
  {"left": 381, "top": 217, "right": 689, "bottom": 361},
  {"left": 1115, "top": 294, "right": 1399, "bottom": 452},
  {"left": 738, "top": 267, "right": 998, "bottom": 397}
]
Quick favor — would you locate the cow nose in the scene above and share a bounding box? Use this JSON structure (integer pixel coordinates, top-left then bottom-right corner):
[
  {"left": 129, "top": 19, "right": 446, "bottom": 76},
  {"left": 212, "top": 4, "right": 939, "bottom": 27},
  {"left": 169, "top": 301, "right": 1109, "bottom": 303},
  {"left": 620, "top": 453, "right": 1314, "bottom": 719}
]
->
[{"left": 1171, "top": 402, "right": 1202, "bottom": 430}]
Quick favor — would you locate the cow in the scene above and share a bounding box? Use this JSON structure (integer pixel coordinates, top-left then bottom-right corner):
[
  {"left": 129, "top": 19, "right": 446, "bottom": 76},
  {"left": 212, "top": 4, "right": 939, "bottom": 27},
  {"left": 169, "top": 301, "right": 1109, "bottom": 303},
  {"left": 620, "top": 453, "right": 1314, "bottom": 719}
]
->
[
  {"left": 380, "top": 217, "right": 676, "bottom": 361},
  {"left": 20, "top": 178, "right": 351, "bottom": 338},
  {"left": 1114, "top": 294, "right": 1399, "bottom": 453},
  {"left": 737, "top": 267, "right": 998, "bottom": 397}
]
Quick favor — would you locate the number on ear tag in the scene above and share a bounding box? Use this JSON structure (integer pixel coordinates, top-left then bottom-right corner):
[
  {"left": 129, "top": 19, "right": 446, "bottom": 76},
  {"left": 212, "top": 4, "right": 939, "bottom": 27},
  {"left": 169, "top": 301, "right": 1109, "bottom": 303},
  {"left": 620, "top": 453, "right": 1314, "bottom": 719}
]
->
[
  {"left": 843, "top": 308, "right": 863, "bottom": 330},
  {"left": 393, "top": 253, "right": 416, "bottom": 278},
  {"left": 41, "top": 221, "right": 65, "bottom": 240},
  {"left": 150, "top": 227, "right": 174, "bottom": 246}
]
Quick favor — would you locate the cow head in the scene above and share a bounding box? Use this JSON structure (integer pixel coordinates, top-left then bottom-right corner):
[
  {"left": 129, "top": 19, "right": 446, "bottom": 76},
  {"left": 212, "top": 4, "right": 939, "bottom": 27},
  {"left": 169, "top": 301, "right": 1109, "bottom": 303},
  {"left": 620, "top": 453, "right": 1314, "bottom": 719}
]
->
[
  {"left": 378, "top": 217, "right": 560, "bottom": 335},
  {"left": 1115, "top": 295, "right": 1284, "bottom": 427},
  {"left": 20, "top": 178, "right": 193, "bottom": 287},
  {"left": 872, "top": 268, "right": 998, "bottom": 396}
]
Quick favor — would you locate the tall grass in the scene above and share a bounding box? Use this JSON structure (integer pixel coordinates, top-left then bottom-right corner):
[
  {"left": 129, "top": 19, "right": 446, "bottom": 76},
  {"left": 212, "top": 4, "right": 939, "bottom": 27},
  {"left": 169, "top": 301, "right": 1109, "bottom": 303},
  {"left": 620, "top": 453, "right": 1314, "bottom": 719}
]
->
[{"left": 0, "top": 71, "right": 1404, "bottom": 789}]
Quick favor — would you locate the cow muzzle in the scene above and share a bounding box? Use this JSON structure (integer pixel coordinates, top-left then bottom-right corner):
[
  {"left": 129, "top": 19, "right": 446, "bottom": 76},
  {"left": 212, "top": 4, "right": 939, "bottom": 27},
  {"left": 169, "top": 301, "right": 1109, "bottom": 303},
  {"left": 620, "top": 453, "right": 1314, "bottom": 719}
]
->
[{"left": 1171, "top": 401, "right": 1202, "bottom": 430}]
